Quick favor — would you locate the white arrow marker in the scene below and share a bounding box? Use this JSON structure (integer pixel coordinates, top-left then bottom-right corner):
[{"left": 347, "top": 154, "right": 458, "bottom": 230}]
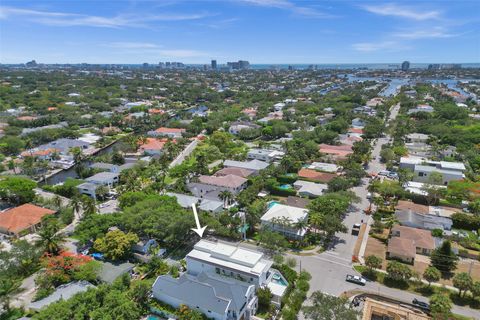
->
[{"left": 191, "top": 203, "right": 207, "bottom": 237}]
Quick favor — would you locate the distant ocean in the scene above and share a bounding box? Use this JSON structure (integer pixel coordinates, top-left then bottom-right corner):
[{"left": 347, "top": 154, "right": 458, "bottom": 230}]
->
[{"left": 246, "top": 63, "right": 480, "bottom": 70}]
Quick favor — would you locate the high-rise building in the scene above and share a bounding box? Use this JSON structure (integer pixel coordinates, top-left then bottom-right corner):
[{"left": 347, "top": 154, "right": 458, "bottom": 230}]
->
[
  {"left": 227, "top": 60, "right": 250, "bottom": 70},
  {"left": 211, "top": 59, "right": 217, "bottom": 70},
  {"left": 401, "top": 61, "right": 410, "bottom": 71}
]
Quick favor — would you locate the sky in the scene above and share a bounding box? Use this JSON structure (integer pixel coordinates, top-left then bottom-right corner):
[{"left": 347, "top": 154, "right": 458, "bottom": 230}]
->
[{"left": 0, "top": 0, "right": 479, "bottom": 64}]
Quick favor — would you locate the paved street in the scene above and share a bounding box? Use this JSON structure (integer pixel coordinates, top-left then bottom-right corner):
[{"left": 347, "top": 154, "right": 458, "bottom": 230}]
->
[
  {"left": 169, "top": 138, "right": 199, "bottom": 168},
  {"left": 288, "top": 102, "right": 480, "bottom": 319}
]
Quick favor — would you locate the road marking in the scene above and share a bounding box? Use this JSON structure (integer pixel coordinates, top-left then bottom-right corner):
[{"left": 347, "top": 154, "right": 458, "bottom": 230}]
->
[{"left": 310, "top": 254, "right": 352, "bottom": 268}]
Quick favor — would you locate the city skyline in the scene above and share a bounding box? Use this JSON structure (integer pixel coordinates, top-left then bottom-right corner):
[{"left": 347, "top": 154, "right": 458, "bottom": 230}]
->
[{"left": 0, "top": 0, "right": 479, "bottom": 64}]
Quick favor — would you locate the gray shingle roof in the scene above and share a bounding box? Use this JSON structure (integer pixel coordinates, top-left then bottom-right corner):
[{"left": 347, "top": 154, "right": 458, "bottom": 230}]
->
[{"left": 29, "top": 281, "right": 94, "bottom": 311}]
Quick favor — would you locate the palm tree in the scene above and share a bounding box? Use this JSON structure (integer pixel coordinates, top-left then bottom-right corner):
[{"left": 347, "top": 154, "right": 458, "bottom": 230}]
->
[
  {"left": 70, "top": 195, "right": 82, "bottom": 220},
  {"left": 309, "top": 213, "right": 323, "bottom": 234},
  {"left": 81, "top": 195, "right": 97, "bottom": 216},
  {"left": 52, "top": 195, "right": 63, "bottom": 211},
  {"left": 7, "top": 159, "right": 17, "bottom": 175},
  {"left": 383, "top": 214, "right": 399, "bottom": 233},
  {"left": 37, "top": 223, "right": 65, "bottom": 255},
  {"left": 219, "top": 190, "right": 233, "bottom": 207}
]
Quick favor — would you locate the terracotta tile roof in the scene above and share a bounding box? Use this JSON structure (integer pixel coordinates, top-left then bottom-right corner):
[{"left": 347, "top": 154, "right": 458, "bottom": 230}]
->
[
  {"left": 17, "top": 116, "right": 38, "bottom": 121},
  {"left": 21, "top": 148, "right": 58, "bottom": 157},
  {"left": 198, "top": 174, "right": 247, "bottom": 189},
  {"left": 0, "top": 204, "right": 55, "bottom": 234},
  {"left": 298, "top": 168, "right": 337, "bottom": 183},
  {"left": 319, "top": 144, "right": 353, "bottom": 157},
  {"left": 154, "top": 127, "right": 186, "bottom": 133},
  {"left": 214, "top": 167, "right": 254, "bottom": 178},
  {"left": 348, "top": 128, "right": 364, "bottom": 134},
  {"left": 138, "top": 138, "right": 172, "bottom": 151},
  {"left": 391, "top": 225, "right": 435, "bottom": 250},
  {"left": 388, "top": 237, "right": 416, "bottom": 259},
  {"left": 148, "top": 108, "right": 165, "bottom": 114},
  {"left": 396, "top": 200, "right": 429, "bottom": 215}
]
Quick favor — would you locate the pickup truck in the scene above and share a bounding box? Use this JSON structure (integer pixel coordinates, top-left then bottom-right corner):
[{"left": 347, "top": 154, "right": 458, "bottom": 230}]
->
[{"left": 345, "top": 274, "right": 366, "bottom": 286}]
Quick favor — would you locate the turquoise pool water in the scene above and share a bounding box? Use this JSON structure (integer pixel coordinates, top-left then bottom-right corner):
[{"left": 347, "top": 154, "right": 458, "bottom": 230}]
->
[
  {"left": 272, "top": 272, "right": 288, "bottom": 286},
  {"left": 147, "top": 316, "right": 161, "bottom": 320},
  {"left": 267, "top": 201, "right": 280, "bottom": 209},
  {"left": 278, "top": 184, "right": 292, "bottom": 190}
]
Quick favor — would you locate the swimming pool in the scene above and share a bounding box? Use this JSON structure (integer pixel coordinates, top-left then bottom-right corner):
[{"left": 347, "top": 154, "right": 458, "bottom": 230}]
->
[
  {"left": 267, "top": 201, "right": 280, "bottom": 209},
  {"left": 278, "top": 184, "right": 292, "bottom": 190},
  {"left": 147, "top": 316, "right": 160, "bottom": 320},
  {"left": 272, "top": 272, "right": 288, "bottom": 286}
]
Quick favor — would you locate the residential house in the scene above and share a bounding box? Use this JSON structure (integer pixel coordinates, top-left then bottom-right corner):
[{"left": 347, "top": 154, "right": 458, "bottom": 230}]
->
[
  {"left": 152, "top": 239, "right": 289, "bottom": 320},
  {"left": 85, "top": 172, "right": 119, "bottom": 187},
  {"left": 293, "top": 180, "right": 327, "bottom": 198},
  {"left": 198, "top": 175, "right": 248, "bottom": 194},
  {"left": 214, "top": 167, "right": 255, "bottom": 179},
  {"left": 247, "top": 149, "right": 285, "bottom": 163},
  {"left": 407, "top": 104, "right": 434, "bottom": 115},
  {"left": 76, "top": 182, "right": 98, "bottom": 199},
  {"left": 395, "top": 200, "right": 453, "bottom": 231},
  {"left": 167, "top": 192, "right": 224, "bottom": 214},
  {"left": 387, "top": 225, "right": 436, "bottom": 263},
  {"left": 297, "top": 168, "right": 337, "bottom": 183},
  {"left": 273, "top": 102, "right": 286, "bottom": 111},
  {"left": 0, "top": 204, "right": 56, "bottom": 236},
  {"left": 21, "top": 122, "right": 69, "bottom": 136},
  {"left": 319, "top": 144, "right": 353, "bottom": 161},
  {"left": 400, "top": 157, "right": 465, "bottom": 185},
  {"left": 34, "top": 138, "right": 90, "bottom": 156},
  {"left": 152, "top": 272, "right": 256, "bottom": 320},
  {"left": 228, "top": 122, "right": 261, "bottom": 135},
  {"left": 223, "top": 159, "right": 269, "bottom": 174},
  {"left": 284, "top": 196, "right": 311, "bottom": 209},
  {"left": 261, "top": 204, "right": 309, "bottom": 239},
  {"left": 351, "top": 118, "right": 365, "bottom": 129},
  {"left": 306, "top": 162, "right": 340, "bottom": 173},
  {"left": 138, "top": 138, "right": 172, "bottom": 155},
  {"left": 405, "top": 133, "right": 431, "bottom": 157},
  {"left": 147, "top": 127, "right": 186, "bottom": 138},
  {"left": 29, "top": 281, "right": 95, "bottom": 311}
]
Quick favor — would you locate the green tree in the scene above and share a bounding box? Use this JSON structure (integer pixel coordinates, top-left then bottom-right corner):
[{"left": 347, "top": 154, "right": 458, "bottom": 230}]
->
[
  {"left": 258, "top": 229, "right": 289, "bottom": 253},
  {"left": 365, "top": 255, "right": 382, "bottom": 273},
  {"left": 386, "top": 261, "right": 413, "bottom": 282},
  {"left": 302, "top": 291, "right": 360, "bottom": 320},
  {"left": 81, "top": 195, "right": 97, "bottom": 216},
  {"left": 0, "top": 176, "right": 37, "bottom": 204},
  {"left": 471, "top": 281, "right": 480, "bottom": 299},
  {"left": 36, "top": 219, "right": 65, "bottom": 255},
  {"left": 452, "top": 272, "right": 473, "bottom": 297},
  {"left": 94, "top": 229, "right": 139, "bottom": 261},
  {"left": 423, "top": 266, "right": 441, "bottom": 287},
  {"left": 430, "top": 293, "right": 452, "bottom": 320},
  {"left": 430, "top": 241, "right": 458, "bottom": 274},
  {"left": 257, "top": 287, "right": 272, "bottom": 310}
]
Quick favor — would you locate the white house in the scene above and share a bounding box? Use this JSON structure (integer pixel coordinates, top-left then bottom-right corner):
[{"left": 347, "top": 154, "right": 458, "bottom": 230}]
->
[
  {"left": 152, "top": 239, "right": 289, "bottom": 320},
  {"left": 247, "top": 149, "right": 285, "bottom": 163},
  {"left": 293, "top": 180, "right": 327, "bottom": 198},
  {"left": 260, "top": 204, "right": 309, "bottom": 239},
  {"left": 400, "top": 157, "right": 465, "bottom": 185}
]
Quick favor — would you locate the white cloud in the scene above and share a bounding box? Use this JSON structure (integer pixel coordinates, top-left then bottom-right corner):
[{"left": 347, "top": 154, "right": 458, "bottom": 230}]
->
[
  {"left": 239, "top": 0, "right": 334, "bottom": 18},
  {"left": 393, "top": 27, "right": 455, "bottom": 40},
  {"left": 352, "top": 41, "right": 409, "bottom": 52},
  {"left": 0, "top": 6, "right": 210, "bottom": 28},
  {"left": 363, "top": 3, "right": 440, "bottom": 21},
  {"left": 105, "top": 42, "right": 162, "bottom": 49}
]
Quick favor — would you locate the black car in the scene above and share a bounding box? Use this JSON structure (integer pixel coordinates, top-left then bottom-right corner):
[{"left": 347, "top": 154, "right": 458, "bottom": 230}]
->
[{"left": 412, "top": 298, "right": 430, "bottom": 311}]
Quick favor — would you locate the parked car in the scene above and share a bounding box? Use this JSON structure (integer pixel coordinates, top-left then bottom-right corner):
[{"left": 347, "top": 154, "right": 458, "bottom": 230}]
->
[
  {"left": 352, "top": 223, "right": 361, "bottom": 235},
  {"left": 378, "top": 170, "right": 390, "bottom": 176},
  {"left": 412, "top": 298, "right": 430, "bottom": 311},
  {"left": 346, "top": 274, "right": 366, "bottom": 285}
]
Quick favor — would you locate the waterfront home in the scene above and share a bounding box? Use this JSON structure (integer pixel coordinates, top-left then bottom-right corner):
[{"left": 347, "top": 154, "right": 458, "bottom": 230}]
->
[{"left": 147, "top": 127, "right": 186, "bottom": 138}]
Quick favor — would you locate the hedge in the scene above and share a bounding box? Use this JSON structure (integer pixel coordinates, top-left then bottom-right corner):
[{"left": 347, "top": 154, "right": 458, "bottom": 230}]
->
[
  {"left": 277, "top": 174, "right": 298, "bottom": 184},
  {"left": 269, "top": 187, "right": 297, "bottom": 197}
]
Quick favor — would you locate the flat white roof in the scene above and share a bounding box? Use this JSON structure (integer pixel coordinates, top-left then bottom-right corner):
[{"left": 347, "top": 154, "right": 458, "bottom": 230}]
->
[
  {"left": 440, "top": 161, "right": 466, "bottom": 171},
  {"left": 188, "top": 240, "right": 272, "bottom": 276}
]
